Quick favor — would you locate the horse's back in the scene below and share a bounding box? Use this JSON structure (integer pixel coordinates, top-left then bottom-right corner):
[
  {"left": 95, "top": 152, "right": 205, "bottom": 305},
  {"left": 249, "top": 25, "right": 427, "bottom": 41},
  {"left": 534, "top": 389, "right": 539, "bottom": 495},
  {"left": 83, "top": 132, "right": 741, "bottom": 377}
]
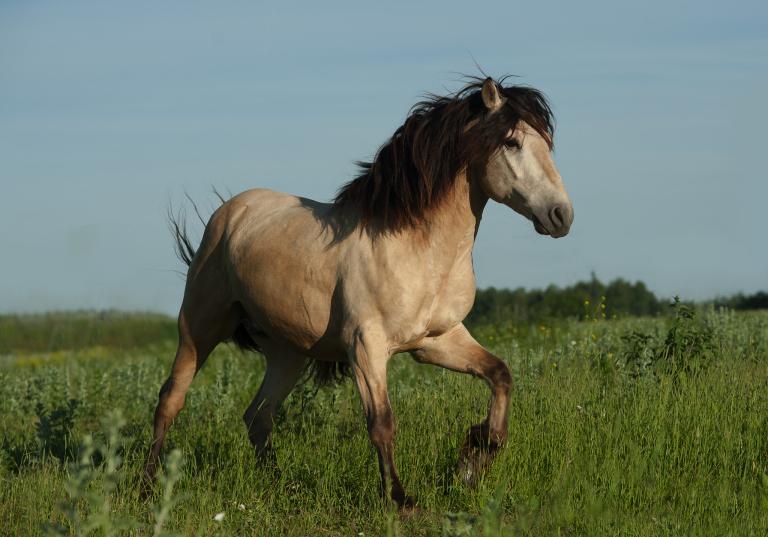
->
[{"left": 223, "top": 188, "right": 337, "bottom": 265}]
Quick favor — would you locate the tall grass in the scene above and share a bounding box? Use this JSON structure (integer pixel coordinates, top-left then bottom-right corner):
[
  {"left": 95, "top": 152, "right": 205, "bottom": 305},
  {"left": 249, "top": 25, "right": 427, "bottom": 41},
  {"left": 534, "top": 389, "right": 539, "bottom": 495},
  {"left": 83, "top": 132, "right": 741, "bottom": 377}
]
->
[{"left": 1, "top": 308, "right": 766, "bottom": 535}]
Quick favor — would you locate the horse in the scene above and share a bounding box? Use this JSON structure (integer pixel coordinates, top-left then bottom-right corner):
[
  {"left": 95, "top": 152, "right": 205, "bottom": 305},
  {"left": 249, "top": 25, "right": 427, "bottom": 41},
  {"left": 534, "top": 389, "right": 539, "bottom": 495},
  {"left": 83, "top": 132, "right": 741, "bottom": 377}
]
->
[{"left": 143, "top": 77, "right": 573, "bottom": 510}]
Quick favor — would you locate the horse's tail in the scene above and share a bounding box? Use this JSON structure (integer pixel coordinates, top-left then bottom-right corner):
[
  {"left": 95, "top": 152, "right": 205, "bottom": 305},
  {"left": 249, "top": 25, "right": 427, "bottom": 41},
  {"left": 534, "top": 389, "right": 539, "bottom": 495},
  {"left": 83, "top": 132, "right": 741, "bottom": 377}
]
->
[{"left": 168, "top": 200, "right": 350, "bottom": 387}]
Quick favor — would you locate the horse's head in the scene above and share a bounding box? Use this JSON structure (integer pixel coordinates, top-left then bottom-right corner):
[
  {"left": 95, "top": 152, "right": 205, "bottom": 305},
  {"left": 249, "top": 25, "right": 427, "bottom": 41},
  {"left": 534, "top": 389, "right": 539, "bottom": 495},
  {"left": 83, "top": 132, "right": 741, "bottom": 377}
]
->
[{"left": 476, "top": 78, "right": 573, "bottom": 238}]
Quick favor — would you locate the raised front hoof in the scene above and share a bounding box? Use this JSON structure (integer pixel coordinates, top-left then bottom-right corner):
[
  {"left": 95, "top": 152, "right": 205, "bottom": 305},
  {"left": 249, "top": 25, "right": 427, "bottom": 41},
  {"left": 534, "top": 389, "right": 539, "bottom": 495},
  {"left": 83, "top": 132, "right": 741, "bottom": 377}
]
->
[
  {"left": 456, "top": 450, "right": 494, "bottom": 488},
  {"left": 456, "top": 423, "right": 502, "bottom": 487}
]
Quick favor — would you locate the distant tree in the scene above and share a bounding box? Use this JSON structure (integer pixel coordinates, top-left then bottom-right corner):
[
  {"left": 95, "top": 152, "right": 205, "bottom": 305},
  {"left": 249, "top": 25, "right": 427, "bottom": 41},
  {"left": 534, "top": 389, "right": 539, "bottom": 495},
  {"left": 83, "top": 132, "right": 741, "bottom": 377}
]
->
[{"left": 605, "top": 279, "right": 662, "bottom": 317}]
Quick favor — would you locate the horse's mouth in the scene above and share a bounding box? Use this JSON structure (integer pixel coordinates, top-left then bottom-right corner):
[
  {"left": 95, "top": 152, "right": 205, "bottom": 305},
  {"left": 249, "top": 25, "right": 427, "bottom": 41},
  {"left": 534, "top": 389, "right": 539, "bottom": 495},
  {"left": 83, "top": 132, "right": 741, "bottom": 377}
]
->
[{"left": 531, "top": 214, "right": 550, "bottom": 236}]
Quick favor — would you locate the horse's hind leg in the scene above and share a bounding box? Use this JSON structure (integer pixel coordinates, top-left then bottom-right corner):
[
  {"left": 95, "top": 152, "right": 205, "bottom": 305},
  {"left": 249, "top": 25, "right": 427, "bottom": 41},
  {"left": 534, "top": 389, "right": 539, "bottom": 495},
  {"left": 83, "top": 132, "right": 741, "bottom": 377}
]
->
[
  {"left": 243, "top": 344, "right": 306, "bottom": 460},
  {"left": 143, "top": 305, "right": 238, "bottom": 489},
  {"left": 411, "top": 323, "right": 512, "bottom": 487}
]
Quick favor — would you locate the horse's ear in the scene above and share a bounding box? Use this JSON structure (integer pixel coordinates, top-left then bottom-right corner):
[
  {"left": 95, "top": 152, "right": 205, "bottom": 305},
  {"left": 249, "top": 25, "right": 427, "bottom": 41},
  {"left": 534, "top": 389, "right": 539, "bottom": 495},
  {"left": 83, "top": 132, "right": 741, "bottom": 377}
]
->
[{"left": 481, "top": 77, "right": 503, "bottom": 112}]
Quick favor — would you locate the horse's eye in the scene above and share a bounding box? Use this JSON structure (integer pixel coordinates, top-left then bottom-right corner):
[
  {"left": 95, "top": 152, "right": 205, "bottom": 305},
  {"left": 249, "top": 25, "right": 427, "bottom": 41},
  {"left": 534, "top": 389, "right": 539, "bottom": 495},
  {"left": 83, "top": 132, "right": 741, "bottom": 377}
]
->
[{"left": 504, "top": 139, "right": 520, "bottom": 150}]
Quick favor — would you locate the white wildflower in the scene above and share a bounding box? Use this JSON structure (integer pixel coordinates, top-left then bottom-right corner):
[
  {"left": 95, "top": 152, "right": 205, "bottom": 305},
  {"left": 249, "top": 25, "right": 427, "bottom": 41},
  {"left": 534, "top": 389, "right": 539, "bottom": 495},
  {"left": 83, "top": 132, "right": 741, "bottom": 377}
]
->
[{"left": 213, "top": 512, "right": 225, "bottom": 522}]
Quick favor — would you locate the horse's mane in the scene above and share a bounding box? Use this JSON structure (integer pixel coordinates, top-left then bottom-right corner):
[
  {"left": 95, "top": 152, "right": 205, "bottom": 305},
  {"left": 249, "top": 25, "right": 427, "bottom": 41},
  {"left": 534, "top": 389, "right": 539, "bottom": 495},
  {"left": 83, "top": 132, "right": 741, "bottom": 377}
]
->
[{"left": 332, "top": 77, "right": 555, "bottom": 232}]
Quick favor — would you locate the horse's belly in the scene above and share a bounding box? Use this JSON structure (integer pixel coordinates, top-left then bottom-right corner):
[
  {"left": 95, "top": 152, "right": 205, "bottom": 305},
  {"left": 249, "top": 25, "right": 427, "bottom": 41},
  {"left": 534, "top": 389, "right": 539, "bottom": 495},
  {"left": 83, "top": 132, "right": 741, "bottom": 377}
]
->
[
  {"left": 233, "top": 255, "right": 345, "bottom": 356},
  {"left": 245, "top": 288, "right": 332, "bottom": 346}
]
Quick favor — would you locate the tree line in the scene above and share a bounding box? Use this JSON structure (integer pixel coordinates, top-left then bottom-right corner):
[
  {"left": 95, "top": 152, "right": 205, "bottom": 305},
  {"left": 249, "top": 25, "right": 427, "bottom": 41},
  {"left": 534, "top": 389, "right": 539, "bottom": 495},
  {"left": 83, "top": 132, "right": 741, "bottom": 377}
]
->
[
  {"left": 713, "top": 291, "right": 768, "bottom": 311},
  {"left": 465, "top": 274, "right": 768, "bottom": 325}
]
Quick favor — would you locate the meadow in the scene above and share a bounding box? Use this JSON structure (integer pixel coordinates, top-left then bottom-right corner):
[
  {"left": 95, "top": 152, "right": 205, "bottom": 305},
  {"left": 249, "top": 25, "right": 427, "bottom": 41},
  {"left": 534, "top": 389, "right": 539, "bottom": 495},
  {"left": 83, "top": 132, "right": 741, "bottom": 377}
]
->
[{"left": 1, "top": 304, "right": 767, "bottom": 536}]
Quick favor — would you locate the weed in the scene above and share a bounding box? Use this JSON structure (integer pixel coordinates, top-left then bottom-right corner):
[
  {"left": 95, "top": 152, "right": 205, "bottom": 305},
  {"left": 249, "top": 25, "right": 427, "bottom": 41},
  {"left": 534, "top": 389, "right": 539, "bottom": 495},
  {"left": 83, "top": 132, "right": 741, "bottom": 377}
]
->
[
  {"left": 657, "top": 297, "right": 715, "bottom": 376},
  {"left": 42, "top": 410, "right": 186, "bottom": 537}
]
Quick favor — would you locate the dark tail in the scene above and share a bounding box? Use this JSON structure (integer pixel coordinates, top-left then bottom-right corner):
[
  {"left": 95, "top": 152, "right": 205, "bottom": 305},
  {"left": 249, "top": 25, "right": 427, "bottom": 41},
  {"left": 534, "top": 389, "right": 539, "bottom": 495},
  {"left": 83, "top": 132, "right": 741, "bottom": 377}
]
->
[{"left": 168, "top": 199, "right": 350, "bottom": 387}]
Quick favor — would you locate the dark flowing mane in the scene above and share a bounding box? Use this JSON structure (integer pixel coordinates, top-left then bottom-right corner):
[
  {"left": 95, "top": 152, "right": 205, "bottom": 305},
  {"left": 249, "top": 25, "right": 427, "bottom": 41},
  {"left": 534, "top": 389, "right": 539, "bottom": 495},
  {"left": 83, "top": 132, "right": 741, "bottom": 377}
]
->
[{"left": 332, "top": 77, "right": 555, "bottom": 232}]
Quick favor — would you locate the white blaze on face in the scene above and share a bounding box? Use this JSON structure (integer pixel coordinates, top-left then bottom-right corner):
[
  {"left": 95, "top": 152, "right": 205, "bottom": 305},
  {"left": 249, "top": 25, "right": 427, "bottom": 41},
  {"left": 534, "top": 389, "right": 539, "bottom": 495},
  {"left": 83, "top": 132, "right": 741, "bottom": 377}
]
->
[{"left": 482, "top": 122, "right": 573, "bottom": 238}]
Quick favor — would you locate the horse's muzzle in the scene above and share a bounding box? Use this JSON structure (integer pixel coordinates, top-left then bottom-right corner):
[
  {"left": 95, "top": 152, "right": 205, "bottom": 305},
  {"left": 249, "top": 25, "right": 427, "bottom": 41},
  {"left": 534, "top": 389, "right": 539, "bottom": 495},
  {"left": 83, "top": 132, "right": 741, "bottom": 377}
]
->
[{"left": 533, "top": 203, "right": 573, "bottom": 238}]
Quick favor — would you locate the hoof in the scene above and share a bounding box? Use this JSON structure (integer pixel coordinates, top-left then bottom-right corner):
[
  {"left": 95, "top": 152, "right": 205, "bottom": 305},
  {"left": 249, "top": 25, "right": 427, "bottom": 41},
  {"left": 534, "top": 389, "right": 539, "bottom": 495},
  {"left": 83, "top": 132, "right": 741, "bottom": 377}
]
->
[
  {"left": 456, "top": 447, "right": 495, "bottom": 488},
  {"left": 457, "top": 458, "right": 478, "bottom": 488},
  {"left": 456, "top": 422, "right": 502, "bottom": 487},
  {"left": 397, "top": 497, "right": 422, "bottom": 518},
  {"left": 139, "top": 472, "right": 155, "bottom": 501},
  {"left": 254, "top": 445, "right": 281, "bottom": 476}
]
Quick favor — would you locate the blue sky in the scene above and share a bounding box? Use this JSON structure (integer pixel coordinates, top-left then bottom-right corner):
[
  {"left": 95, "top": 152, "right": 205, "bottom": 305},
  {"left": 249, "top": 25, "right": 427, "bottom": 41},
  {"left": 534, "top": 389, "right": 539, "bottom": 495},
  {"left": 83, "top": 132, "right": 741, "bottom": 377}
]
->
[{"left": 1, "top": 1, "right": 766, "bottom": 314}]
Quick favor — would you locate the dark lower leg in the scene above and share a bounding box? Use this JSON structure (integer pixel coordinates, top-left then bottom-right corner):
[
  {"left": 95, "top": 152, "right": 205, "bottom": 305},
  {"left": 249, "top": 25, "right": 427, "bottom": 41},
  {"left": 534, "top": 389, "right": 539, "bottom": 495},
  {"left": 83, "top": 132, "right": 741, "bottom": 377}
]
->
[
  {"left": 143, "top": 309, "right": 225, "bottom": 490},
  {"left": 144, "top": 380, "right": 172, "bottom": 481},
  {"left": 142, "top": 370, "right": 195, "bottom": 499},
  {"left": 458, "top": 362, "right": 512, "bottom": 485},
  {"left": 369, "top": 412, "right": 412, "bottom": 508},
  {"left": 243, "top": 405, "right": 278, "bottom": 462},
  {"left": 410, "top": 325, "right": 514, "bottom": 486},
  {"left": 144, "top": 363, "right": 195, "bottom": 472},
  {"left": 243, "top": 354, "right": 305, "bottom": 460}
]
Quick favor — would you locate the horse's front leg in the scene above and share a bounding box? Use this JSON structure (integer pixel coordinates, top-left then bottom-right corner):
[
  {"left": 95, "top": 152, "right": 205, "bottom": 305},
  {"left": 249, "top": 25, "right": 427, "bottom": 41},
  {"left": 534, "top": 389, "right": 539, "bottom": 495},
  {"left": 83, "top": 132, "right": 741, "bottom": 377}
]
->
[
  {"left": 348, "top": 328, "right": 415, "bottom": 511},
  {"left": 411, "top": 323, "right": 512, "bottom": 486}
]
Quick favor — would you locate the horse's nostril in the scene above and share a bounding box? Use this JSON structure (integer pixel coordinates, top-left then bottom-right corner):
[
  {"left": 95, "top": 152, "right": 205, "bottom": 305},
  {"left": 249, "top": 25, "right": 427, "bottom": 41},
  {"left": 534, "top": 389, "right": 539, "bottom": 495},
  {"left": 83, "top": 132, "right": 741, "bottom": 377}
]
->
[{"left": 550, "top": 206, "right": 565, "bottom": 228}]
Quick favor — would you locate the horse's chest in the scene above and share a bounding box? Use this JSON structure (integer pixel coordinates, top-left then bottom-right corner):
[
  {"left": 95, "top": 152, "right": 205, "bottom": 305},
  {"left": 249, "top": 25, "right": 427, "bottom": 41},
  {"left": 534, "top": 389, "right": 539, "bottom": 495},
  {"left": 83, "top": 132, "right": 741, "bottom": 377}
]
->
[
  {"left": 425, "top": 251, "right": 476, "bottom": 334},
  {"left": 339, "top": 231, "right": 478, "bottom": 347}
]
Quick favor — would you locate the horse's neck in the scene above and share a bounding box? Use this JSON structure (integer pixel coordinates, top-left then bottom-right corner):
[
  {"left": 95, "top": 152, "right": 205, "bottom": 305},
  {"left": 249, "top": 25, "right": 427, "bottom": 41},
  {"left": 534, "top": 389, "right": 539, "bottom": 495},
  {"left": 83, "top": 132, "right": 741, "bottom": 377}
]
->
[{"left": 418, "top": 173, "right": 488, "bottom": 268}]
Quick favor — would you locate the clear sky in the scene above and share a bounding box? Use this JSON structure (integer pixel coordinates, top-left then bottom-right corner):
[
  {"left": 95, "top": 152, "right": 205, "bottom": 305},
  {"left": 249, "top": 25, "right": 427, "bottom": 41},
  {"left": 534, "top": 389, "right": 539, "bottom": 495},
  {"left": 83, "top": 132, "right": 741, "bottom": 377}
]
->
[{"left": 1, "top": 1, "right": 766, "bottom": 315}]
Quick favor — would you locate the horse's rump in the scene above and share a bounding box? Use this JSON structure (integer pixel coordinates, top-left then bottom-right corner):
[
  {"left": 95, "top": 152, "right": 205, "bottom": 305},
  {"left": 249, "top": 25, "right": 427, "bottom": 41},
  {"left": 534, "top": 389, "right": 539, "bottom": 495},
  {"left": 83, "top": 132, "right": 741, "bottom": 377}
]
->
[{"left": 170, "top": 192, "right": 351, "bottom": 386}]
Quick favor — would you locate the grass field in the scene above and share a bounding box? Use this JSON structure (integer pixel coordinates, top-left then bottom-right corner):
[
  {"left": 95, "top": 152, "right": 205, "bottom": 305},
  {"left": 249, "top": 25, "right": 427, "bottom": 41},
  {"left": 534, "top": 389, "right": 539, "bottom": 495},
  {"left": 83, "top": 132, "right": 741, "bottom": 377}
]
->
[{"left": 1, "top": 306, "right": 767, "bottom": 536}]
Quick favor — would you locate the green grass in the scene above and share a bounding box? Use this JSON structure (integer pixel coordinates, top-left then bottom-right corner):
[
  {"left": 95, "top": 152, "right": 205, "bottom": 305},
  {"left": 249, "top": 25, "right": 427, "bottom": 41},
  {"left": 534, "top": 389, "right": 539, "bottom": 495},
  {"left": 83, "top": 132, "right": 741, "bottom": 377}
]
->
[
  {"left": 0, "top": 311, "right": 176, "bottom": 354},
  {"left": 1, "top": 308, "right": 767, "bottom": 535}
]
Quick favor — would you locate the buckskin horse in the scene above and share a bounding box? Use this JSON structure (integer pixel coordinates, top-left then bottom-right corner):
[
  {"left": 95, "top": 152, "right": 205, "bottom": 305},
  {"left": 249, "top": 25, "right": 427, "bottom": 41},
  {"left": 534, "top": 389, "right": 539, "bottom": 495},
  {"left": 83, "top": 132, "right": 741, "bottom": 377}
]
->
[{"left": 143, "top": 77, "right": 573, "bottom": 510}]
